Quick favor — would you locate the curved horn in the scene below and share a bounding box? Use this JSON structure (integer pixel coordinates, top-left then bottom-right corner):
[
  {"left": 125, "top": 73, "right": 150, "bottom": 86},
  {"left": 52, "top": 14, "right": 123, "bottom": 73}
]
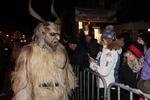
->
[
  {"left": 29, "top": 0, "right": 45, "bottom": 22},
  {"left": 51, "top": 0, "right": 61, "bottom": 24}
]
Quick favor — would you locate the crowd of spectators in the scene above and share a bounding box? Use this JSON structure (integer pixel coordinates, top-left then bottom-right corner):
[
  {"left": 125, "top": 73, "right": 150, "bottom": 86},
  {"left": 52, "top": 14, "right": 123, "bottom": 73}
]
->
[
  {"left": 60, "top": 24, "right": 150, "bottom": 99},
  {"left": 1, "top": 24, "right": 150, "bottom": 99}
]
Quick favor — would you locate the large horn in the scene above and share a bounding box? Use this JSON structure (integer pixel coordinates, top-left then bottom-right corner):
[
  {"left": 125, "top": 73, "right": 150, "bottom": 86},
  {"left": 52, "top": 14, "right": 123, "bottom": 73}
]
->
[
  {"left": 29, "top": 0, "right": 45, "bottom": 22},
  {"left": 51, "top": 0, "right": 61, "bottom": 24}
]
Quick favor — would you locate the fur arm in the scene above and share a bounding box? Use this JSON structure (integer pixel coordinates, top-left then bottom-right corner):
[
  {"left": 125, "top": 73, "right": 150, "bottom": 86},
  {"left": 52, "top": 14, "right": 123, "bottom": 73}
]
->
[
  {"left": 63, "top": 48, "right": 78, "bottom": 94},
  {"left": 67, "top": 63, "right": 78, "bottom": 90},
  {"left": 11, "top": 45, "right": 33, "bottom": 100}
]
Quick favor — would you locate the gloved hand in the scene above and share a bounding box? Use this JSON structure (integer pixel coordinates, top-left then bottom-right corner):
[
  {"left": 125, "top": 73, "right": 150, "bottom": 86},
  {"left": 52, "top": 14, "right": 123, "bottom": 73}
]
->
[{"left": 89, "top": 62, "right": 97, "bottom": 71}]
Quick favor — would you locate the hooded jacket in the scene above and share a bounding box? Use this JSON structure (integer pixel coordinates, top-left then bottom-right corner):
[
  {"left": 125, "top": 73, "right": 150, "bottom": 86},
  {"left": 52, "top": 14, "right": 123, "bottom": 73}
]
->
[{"left": 90, "top": 39, "right": 124, "bottom": 88}]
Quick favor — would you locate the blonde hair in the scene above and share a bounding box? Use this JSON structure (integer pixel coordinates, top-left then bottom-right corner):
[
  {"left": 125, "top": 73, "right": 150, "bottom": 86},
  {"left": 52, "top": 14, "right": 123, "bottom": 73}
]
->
[{"left": 127, "top": 53, "right": 143, "bottom": 73}]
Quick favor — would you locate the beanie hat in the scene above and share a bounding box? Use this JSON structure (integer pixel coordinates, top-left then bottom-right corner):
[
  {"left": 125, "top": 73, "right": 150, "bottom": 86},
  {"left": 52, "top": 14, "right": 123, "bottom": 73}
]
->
[
  {"left": 105, "top": 25, "right": 114, "bottom": 31},
  {"left": 128, "top": 42, "right": 144, "bottom": 58},
  {"left": 101, "top": 29, "right": 115, "bottom": 40},
  {"left": 138, "top": 32, "right": 150, "bottom": 47},
  {"left": 68, "top": 36, "right": 79, "bottom": 44},
  {"left": 62, "top": 34, "right": 70, "bottom": 40}
]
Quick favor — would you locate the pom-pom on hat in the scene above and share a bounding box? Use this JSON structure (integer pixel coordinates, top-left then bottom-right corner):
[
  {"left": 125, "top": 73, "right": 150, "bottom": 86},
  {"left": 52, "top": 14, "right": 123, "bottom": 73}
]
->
[
  {"left": 101, "top": 29, "right": 115, "bottom": 41},
  {"left": 105, "top": 25, "right": 114, "bottom": 31},
  {"left": 128, "top": 42, "right": 144, "bottom": 58}
]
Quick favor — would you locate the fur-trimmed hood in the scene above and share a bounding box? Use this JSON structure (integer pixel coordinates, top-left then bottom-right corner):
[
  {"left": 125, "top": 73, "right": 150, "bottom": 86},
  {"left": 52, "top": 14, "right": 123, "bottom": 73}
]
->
[{"left": 107, "top": 38, "right": 124, "bottom": 50}]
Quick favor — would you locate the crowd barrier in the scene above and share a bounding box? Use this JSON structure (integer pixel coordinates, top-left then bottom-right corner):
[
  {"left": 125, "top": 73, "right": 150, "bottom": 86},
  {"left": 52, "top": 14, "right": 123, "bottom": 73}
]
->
[
  {"left": 107, "top": 82, "right": 150, "bottom": 100},
  {"left": 71, "top": 65, "right": 107, "bottom": 100},
  {"left": 71, "top": 65, "right": 150, "bottom": 100}
]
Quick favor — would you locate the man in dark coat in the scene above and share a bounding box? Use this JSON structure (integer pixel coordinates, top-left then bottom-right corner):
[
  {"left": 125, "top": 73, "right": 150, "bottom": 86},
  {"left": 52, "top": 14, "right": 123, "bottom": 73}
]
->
[
  {"left": 68, "top": 36, "right": 89, "bottom": 68},
  {"left": 85, "top": 34, "right": 101, "bottom": 59}
]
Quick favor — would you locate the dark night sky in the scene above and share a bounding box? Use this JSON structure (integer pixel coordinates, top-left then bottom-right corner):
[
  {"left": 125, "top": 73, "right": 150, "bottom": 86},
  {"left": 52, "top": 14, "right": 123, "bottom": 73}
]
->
[
  {"left": 0, "top": 0, "right": 31, "bottom": 24},
  {"left": 0, "top": 0, "right": 76, "bottom": 23},
  {"left": 0, "top": 0, "right": 72, "bottom": 34},
  {"left": 0, "top": 0, "right": 66, "bottom": 21},
  {"left": 1, "top": 0, "right": 150, "bottom": 23},
  {"left": 0, "top": 0, "right": 150, "bottom": 34}
]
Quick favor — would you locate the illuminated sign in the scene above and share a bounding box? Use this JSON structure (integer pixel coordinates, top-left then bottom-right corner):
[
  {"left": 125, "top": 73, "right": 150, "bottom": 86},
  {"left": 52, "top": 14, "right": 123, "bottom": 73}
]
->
[{"left": 75, "top": 8, "right": 117, "bottom": 23}]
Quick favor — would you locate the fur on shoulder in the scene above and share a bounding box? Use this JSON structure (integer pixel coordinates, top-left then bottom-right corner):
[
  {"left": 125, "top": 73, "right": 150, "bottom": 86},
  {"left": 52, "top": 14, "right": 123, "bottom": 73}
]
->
[{"left": 107, "top": 38, "right": 124, "bottom": 50}]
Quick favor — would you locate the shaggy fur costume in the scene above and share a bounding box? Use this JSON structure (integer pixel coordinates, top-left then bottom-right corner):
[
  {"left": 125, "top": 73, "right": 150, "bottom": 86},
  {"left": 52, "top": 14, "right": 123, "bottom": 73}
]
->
[{"left": 11, "top": 22, "right": 78, "bottom": 100}]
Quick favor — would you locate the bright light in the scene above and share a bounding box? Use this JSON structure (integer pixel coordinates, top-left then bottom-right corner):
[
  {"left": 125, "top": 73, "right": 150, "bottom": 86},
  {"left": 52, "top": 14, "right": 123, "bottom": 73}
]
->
[
  {"left": 94, "top": 28, "right": 101, "bottom": 44},
  {"left": 23, "top": 35, "right": 25, "bottom": 39},
  {"left": 148, "top": 28, "right": 150, "bottom": 32},
  {"left": 21, "top": 40, "right": 23, "bottom": 42},
  {"left": 6, "top": 34, "right": 9, "bottom": 38},
  {"left": 24, "top": 40, "right": 26, "bottom": 42},
  {"left": 78, "top": 22, "right": 83, "bottom": 29},
  {"left": 4, "top": 48, "right": 8, "bottom": 51},
  {"left": 21, "top": 39, "right": 26, "bottom": 43}
]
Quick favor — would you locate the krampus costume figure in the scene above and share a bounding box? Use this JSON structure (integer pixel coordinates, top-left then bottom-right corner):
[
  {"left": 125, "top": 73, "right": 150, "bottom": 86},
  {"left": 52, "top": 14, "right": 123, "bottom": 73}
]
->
[{"left": 11, "top": 0, "right": 77, "bottom": 100}]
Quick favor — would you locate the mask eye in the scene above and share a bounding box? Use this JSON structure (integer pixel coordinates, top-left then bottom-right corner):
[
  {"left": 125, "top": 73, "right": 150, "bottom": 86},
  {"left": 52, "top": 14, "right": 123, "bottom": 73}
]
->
[
  {"left": 49, "top": 32, "right": 56, "bottom": 36},
  {"left": 49, "top": 32, "right": 60, "bottom": 36}
]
